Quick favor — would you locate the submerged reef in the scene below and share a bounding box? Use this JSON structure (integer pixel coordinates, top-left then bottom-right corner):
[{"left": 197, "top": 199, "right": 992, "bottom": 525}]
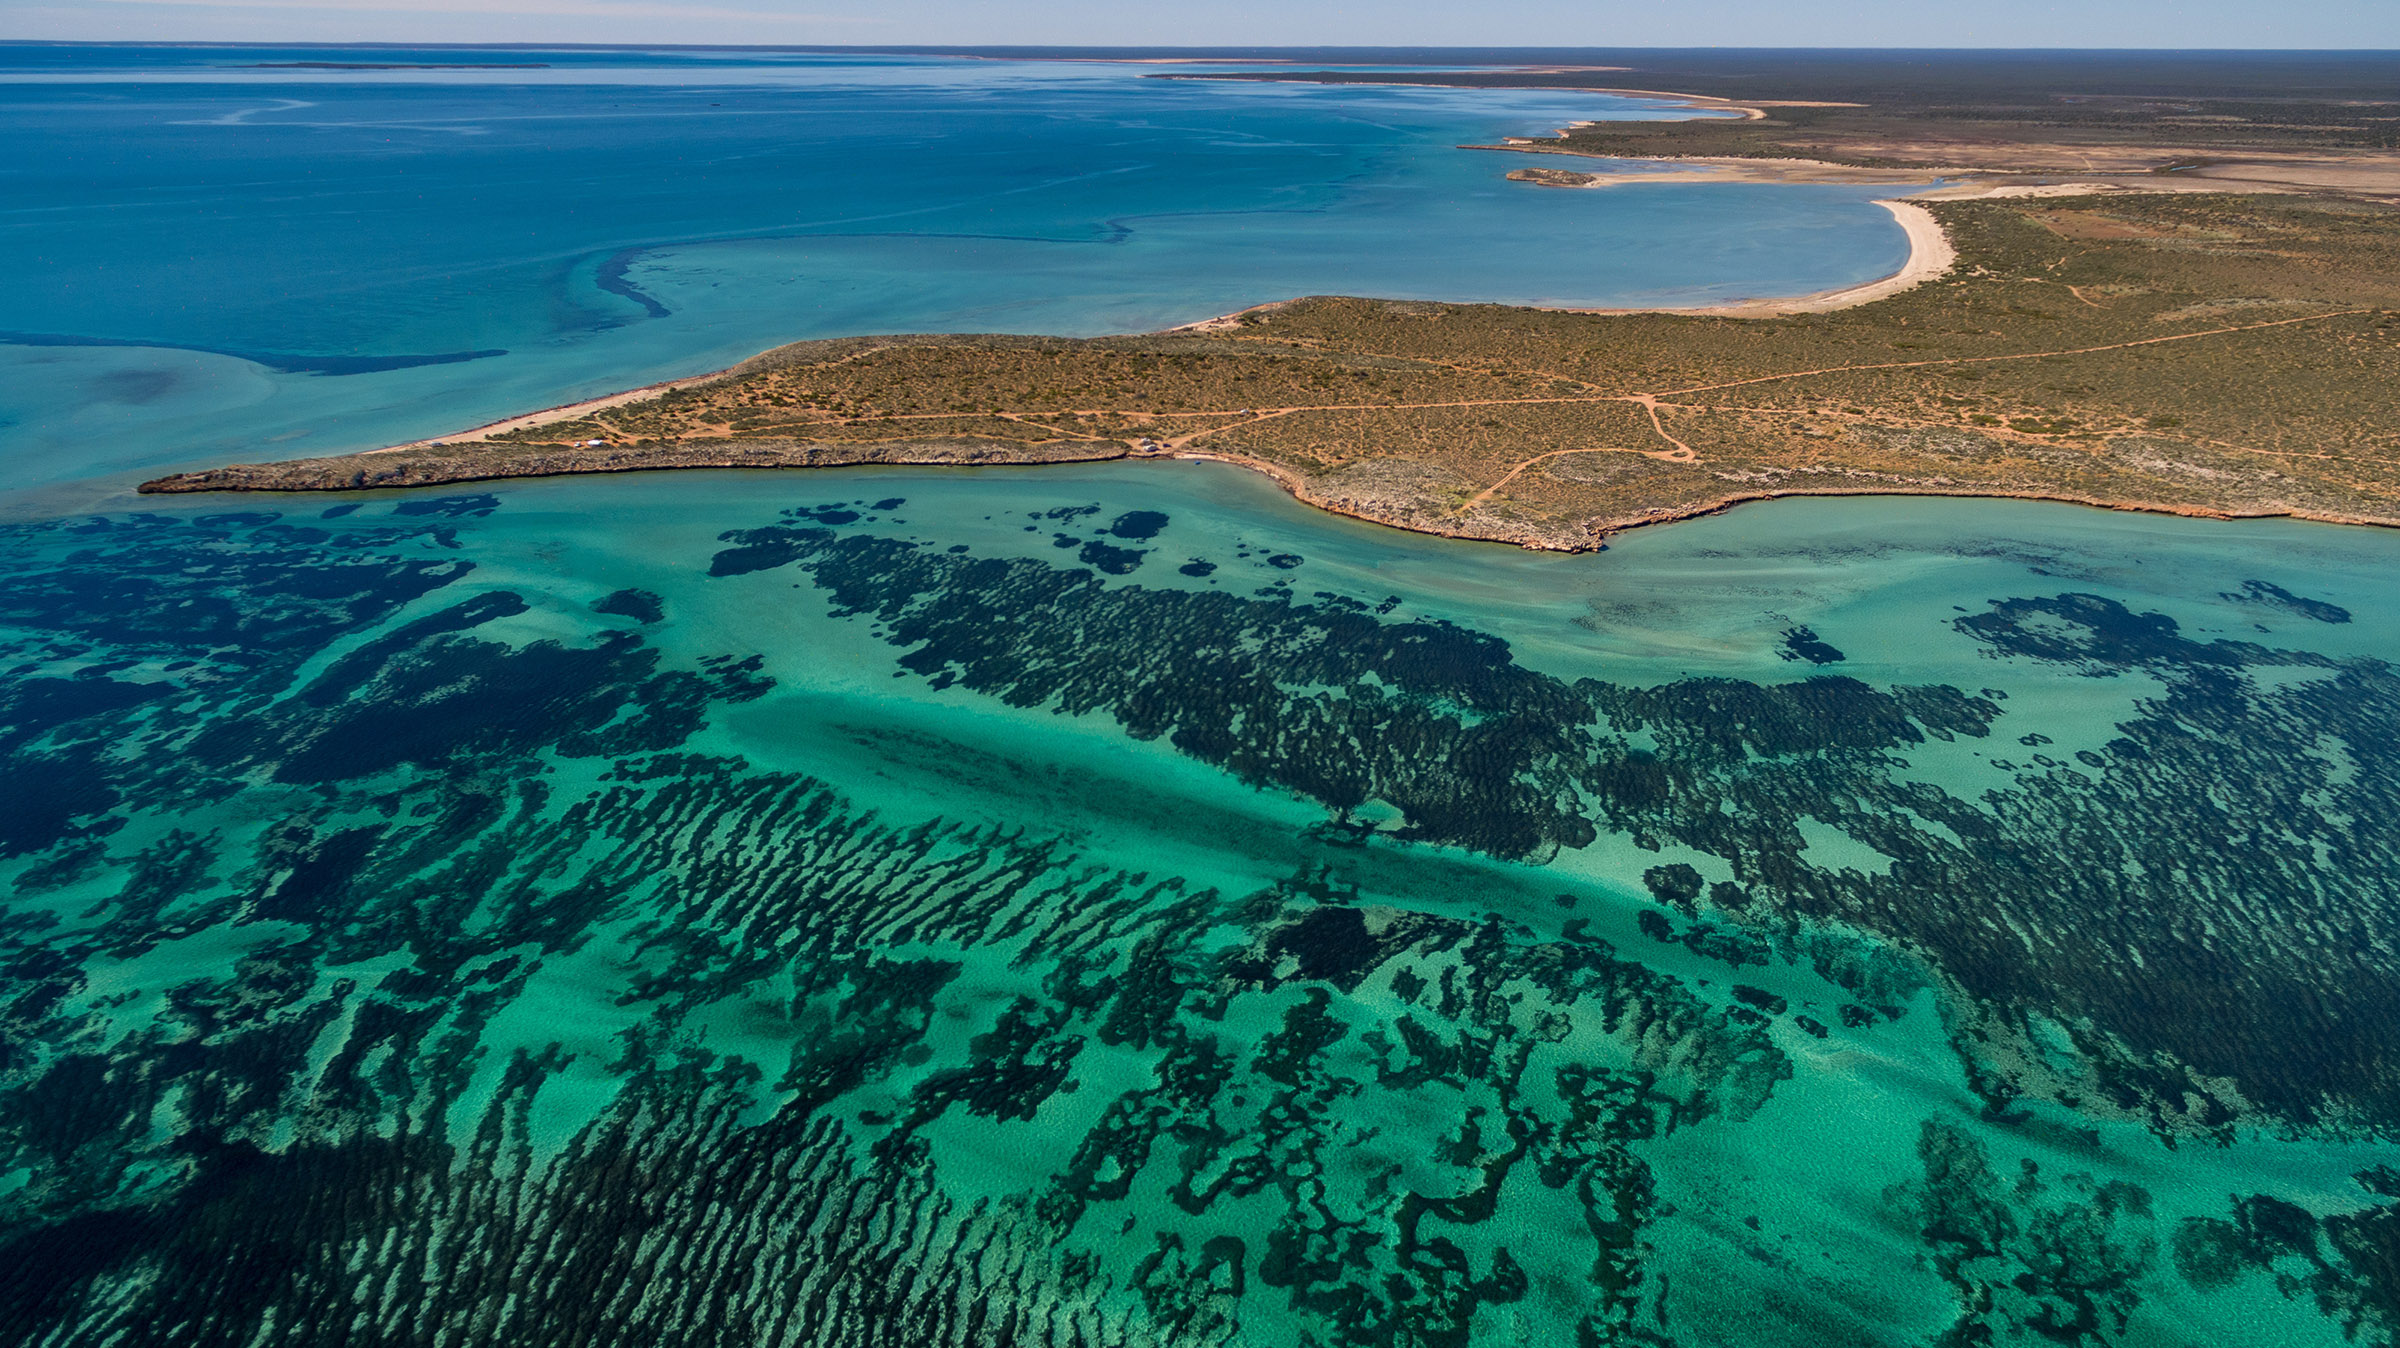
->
[
  {"left": 0, "top": 498, "right": 2393, "bottom": 1346},
  {"left": 723, "top": 511, "right": 2400, "bottom": 1135}
]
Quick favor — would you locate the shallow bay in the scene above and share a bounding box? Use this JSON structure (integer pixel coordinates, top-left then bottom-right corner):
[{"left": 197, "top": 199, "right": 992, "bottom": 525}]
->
[{"left": 0, "top": 461, "right": 2395, "bottom": 1345}]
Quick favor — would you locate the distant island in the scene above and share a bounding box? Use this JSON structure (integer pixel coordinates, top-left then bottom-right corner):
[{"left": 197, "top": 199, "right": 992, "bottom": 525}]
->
[{"left": 149, "top": 57, "right": 2400, "bottom": 548}]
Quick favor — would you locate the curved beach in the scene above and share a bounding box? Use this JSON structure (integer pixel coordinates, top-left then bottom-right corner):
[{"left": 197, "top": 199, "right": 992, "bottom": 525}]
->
[{"left": 351, "top": 194, "right": 1961, "bottom": 460}]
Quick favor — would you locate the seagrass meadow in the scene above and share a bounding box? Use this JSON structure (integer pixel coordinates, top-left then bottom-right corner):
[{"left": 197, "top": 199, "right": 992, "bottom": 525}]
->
[{"left": 4, "top": 462, "right": 2400, "bottom": 1347}]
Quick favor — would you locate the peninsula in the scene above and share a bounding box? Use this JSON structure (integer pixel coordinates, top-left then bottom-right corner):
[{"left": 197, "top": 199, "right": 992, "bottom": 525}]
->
[{"left": 146, "top": 187, "right": 2400, "bottom": 550}]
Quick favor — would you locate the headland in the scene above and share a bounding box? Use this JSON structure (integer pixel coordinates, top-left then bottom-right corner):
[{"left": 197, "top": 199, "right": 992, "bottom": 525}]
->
[{"left": 145, "top": 56, "right": 2400, "bottom": 549}]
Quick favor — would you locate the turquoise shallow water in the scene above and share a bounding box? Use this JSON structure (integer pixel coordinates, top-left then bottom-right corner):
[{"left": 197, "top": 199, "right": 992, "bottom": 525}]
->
[
  {"left": 2, "top": 42, "right": 2397, "bottom": 1348},
  {"left": 1, "top": 463, "right": 2396, "bottom": 1345}
]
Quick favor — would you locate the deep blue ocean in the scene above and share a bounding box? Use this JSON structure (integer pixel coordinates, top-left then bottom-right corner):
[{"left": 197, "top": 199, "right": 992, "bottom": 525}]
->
[{"left": 1, "top": 44, "right": 2395, "bottom": 1348}]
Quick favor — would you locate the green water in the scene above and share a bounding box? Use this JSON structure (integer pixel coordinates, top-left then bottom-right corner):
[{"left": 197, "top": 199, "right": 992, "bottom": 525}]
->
[{"left": 1, "top": 460, "right": 2395, "bottom": 1346}]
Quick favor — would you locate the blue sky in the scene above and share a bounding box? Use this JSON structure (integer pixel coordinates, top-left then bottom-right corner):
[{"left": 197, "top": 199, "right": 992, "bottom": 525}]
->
[{"left": 4, "top": 0, "right": 2395, "bottom": 49}]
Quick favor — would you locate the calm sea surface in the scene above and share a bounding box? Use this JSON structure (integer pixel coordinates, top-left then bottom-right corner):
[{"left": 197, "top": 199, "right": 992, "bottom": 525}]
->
[{"left": 0, "top": 44, "right": 2394, "bottom": 1348}]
